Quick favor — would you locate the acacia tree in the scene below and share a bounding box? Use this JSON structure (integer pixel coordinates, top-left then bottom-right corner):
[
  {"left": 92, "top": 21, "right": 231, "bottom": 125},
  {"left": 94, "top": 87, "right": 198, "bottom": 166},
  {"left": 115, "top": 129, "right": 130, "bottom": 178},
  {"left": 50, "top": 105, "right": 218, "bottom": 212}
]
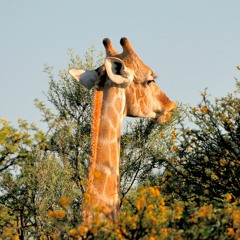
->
[
  {"left": 0, "top": 118, "right": 80, "bottom": 238},
  {"left": 157, "top": 82, "right": 240, "bottom": 206},
  {"left": 0, "top": 47, "right": 104, "bottom": 238},
  {"left": 2, "top": 46, "right": 238, "bottom": 239}
]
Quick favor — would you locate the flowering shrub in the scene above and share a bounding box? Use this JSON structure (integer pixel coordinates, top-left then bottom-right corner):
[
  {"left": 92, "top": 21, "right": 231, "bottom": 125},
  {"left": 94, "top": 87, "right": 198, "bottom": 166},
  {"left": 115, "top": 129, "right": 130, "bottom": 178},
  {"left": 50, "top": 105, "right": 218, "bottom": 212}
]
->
[
  {"left": 159, "top": 82, "right": 240, "bottom": 207},
  {"left": 39, "top": 188, "right": 239, "bottom": 240},
  {"left": 1, "top": 47, "right": 239, "bottom": 239}
]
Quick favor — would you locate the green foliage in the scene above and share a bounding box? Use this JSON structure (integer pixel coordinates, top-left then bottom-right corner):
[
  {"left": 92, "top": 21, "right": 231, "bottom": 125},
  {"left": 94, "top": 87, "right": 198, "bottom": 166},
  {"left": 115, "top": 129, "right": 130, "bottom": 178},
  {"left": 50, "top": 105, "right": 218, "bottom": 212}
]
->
[
  {"left": 120, "top": 111, "right": 179, "bottom": 202},
  {"left": 0, "top": 46, "right": 104, "bottom": 238},
  {"left": 0, "top": 46, "right": 239, "bottom": 239},
  {"left": 158, "top": 85, "right": 240, "bottom": 206},
  {"left": 0, "top": 119, "right": 79, "bottom": 238},
  {"left": 41, "top": 45, "right": 104, "bottom": 192}
]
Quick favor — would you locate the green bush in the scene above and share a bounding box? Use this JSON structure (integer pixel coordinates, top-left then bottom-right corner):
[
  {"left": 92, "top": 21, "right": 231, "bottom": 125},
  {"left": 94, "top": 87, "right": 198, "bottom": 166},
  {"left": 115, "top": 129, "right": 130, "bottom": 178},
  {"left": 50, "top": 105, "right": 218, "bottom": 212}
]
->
[{"left": 1, "top": 47, "right": 239, "bottom": 239}]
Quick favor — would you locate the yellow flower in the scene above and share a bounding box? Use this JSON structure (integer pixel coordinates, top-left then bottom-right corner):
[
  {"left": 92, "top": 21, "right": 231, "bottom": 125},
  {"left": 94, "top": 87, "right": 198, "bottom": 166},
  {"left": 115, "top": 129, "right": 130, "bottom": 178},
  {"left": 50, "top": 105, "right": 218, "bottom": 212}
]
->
[
  {"left": 220, "top": 159, "right": 227, "bottom": 166},
  {"left": 13, "top": 132, "right": 22, "bottom": 141},
  {"left": 125, "top": 215, "right": 132, "bottom": 223},
  {"left": 226, "top": 193, "right": 232, "bottom": 202},
  {"left": 149, "top": 186, "right": 161, "bottom": 197},
  {"left": 226, "top": 228, "right": 235, "bottom": 236},
  {"left": 232, "top": 209, "right": 240, "bottom": 227},
  {"left": 174, "top": 205, "right": 183, "bottom": 220},
  {"left": 201, "top": 106, "right": 208, "bottom": 114},
  {"left": 48, "top": 210, "right": 56, "bottom": 218},
  {"left": 220, "top": 114, "right": 227, "bottom": 121},
  {"left": 131, "top": 222, "right": 137, "bottom": 229},
  {"left": 69, "top": 229, "right": 78, "bottom": 236},
  {"left": 161, "top": 228, "right": 168, "bottom": 237},
  {"left": 147, "top": 203, "right": 154, "bottom": 211},
  {"left": 172, "top": 145, "right": 179, "bottom": 152},
  {"left": 160, "top": 131, "right": 165, "bottom": 138},
  {"left": 56, "top": 209, "right": 67, "bottom": 219},
  {"left": 136, "top": 196, "right": 145, "bottom": 210},
  {"left": 4, "top": 227, "right": 14, "bottom": 236},
  {"left": 48, "top": 209, "right": 66, "bottom": 219},
  {"left": 78, "top": 225, "right": 88, "bottom": 236},
  {"left": 149, "top": 236, "right": 156, "bottom": 240},
  {"left": 159, "top": 205, "right": 167, "bottom": 221},
  {"left": 50, "top": 233, "right": 59, "bottom": 239},
  {"left": 197, "top": 205, "right": 213, "bottom": 218},
  {"left": 171, "top": 131, "right": 177, "bottom": 141},
  {"left": 159, "top": 205, "right": 166, "bottom": 212},
  {"left": 58, "top": 197, "right": 70, "bottom": 208}
]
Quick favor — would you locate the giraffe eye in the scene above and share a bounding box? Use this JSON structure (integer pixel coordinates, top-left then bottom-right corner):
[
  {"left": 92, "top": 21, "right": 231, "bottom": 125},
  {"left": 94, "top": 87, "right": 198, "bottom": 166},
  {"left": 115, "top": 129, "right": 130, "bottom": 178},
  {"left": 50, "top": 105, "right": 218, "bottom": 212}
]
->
[{"left": 147, "top": 80, "right": 155, "bottom": 84}]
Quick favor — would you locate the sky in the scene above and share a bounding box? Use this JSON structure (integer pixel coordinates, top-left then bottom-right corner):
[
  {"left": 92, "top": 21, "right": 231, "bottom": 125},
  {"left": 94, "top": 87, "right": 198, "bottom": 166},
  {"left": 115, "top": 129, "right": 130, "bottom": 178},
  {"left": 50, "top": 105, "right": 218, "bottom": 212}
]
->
[{"left": 0, "top": 0, "right": 240, "bottom": 127}]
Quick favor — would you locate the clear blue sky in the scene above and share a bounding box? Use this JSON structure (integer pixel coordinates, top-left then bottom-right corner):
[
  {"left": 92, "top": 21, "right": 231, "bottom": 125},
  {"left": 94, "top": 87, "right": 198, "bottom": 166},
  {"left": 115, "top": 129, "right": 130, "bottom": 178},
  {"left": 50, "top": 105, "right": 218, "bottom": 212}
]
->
[{"left": 1, "top": 0, "right": 240, "bottom": 126}]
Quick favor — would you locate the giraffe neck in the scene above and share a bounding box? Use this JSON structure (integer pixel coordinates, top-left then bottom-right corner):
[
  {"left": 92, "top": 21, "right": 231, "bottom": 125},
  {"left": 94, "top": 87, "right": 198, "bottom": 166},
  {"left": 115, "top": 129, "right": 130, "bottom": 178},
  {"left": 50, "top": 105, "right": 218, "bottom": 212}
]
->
[{"left": 84, "top": 85, "right": 125, "bottom": 222}]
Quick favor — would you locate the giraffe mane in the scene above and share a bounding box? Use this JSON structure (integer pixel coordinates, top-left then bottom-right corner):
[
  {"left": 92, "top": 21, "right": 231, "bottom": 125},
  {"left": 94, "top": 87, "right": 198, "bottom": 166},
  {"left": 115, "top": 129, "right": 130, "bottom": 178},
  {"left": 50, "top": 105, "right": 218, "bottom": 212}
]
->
[
  {"left": 88, "top": 89, "right": 103, "bottom": 188},
  {"left": 83, "top": 88, "right": 103, "bottom": 221}
]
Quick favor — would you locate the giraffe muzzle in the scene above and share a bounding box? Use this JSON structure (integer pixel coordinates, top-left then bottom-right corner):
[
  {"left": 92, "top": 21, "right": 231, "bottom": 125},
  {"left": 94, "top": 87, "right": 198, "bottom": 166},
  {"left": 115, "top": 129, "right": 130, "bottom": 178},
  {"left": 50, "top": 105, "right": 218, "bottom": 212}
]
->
[{"left": 155, "top": 102, "right": 177, "bottom": 124}]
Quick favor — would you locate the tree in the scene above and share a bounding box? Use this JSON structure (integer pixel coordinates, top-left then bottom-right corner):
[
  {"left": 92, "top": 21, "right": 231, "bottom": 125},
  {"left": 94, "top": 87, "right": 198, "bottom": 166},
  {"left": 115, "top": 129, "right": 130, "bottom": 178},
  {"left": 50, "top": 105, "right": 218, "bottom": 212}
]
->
[
  {"left": 1, "top": 45, "right": 239, "bottom": 239},
  {"left": 158, "top": 82, "right": 240, "bottom": 206},
  {"left": 0, "top": 46, "right": 105, "bottom": 238},
  {"left": 0, "top": 119, "right": 47, "bottom": 238}
]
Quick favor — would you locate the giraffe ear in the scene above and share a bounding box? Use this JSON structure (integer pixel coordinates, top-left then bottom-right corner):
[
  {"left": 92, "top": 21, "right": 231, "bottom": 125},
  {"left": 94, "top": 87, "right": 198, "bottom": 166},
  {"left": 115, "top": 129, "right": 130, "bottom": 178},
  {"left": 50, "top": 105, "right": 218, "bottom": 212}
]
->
[
  {"left": 68, "top": 69, "right": 98, "bottom": 90},
  {"left": 105, "top": 57, "right": 134, "bottom": 85}
]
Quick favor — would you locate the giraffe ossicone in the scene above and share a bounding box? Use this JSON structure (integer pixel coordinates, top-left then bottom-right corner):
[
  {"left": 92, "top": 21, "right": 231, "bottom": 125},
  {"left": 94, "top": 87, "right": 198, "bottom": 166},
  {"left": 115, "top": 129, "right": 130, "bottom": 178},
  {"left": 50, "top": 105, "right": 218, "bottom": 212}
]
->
[{"left": 69, "top": 37, "right": 176, "bottom": 223}]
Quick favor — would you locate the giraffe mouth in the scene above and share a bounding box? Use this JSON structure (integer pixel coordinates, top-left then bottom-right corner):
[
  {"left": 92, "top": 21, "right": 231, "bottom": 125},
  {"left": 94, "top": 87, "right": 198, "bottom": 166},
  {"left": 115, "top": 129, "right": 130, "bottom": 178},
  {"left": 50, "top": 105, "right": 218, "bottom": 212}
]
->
[
  {"left": 156, "top": 112, "right": 172, "bottom": 124},
  {"left": 155, "top": 103, "right": 177, "bottom": 124}
]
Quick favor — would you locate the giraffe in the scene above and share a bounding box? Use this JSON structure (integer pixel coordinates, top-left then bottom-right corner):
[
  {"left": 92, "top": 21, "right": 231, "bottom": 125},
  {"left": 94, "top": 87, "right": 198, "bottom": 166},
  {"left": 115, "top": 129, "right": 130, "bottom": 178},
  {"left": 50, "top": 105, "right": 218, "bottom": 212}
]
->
[{"left": 69, "top": 37, "right": 176, "bottom": 223}]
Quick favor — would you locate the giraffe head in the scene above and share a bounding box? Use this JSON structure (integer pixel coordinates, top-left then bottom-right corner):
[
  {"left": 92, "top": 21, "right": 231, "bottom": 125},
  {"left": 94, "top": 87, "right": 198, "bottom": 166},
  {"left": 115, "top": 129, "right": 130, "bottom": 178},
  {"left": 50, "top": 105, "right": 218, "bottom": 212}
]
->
[{"left": 69, "top": 37, "right": 176, "bottom": 124}]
